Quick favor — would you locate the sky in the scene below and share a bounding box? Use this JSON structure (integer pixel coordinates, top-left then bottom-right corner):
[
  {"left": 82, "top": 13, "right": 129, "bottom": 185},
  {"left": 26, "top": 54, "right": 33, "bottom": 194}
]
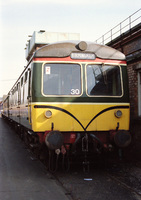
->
[{"left": 0, "top": 0, "right": 140, "bottom": 98}]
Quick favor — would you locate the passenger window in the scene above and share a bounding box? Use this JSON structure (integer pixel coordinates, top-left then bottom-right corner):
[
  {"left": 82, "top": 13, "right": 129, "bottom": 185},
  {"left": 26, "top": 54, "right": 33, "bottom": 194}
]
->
[
  {"left": 21, "top": 77, "right": 23, "bottom": 86},
  {"left": 17, "top": 82, "right": 21, "bottom": 105},
  {"left": 25, "top": 71, "right": 28, "bottom": 83},
  {"left": 28, "top": 70, "right": 31, "bottom": 98}
]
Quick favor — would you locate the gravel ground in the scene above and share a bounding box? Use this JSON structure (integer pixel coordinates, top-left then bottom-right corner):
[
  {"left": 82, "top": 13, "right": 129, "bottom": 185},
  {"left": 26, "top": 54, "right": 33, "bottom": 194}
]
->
[
  {"left": 54, "top": 161, "right": 141, "bottom": 200},
  {"left": 106, "top": 161, "right": 141, "bottom": 196}
]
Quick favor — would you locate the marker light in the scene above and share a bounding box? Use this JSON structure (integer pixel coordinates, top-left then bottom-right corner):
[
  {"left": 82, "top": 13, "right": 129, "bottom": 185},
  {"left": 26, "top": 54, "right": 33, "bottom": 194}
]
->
[
  {"left": 115, "top": 110, "right": 122, "bottom": 118},
  {"left": 45, "top": 110, "right": 52, "bottom": 118},
  {"left": 71, "top": 52, "right": 96, "bottom": 60}
]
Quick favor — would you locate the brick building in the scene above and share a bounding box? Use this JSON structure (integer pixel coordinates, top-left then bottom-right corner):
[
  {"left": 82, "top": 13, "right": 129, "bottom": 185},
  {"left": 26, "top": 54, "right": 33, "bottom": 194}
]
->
[
  {"left": 96, "top": 10, "right": 141, "bottom": 160},
  {"left": 107, "top": 23, "right": 141, "bottom": 120},
  {"left": 109, "top": 25, "right": 141, "bottom": 160}
]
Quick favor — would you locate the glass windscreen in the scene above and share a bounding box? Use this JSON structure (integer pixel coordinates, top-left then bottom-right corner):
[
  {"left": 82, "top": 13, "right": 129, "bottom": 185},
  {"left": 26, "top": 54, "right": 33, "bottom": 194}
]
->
[
  {"left": 86, "top": 64, "right": 122, "bottom": 96},
  {"left": 43, "top": 63, "right": 81, "bottom": 95}
]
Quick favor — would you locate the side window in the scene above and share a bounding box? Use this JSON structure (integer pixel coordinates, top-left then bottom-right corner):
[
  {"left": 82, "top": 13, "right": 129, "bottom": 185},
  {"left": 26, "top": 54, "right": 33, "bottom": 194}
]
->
[
  {"left": 21, "top": 77, "right": 24, "bottom": 104},
  {"left": 16, "top": 85, "right": 18, "bottom": 105},
  {"left": 25, "top": 71, "right": 28, "bottom": 83},
  {"left": 28, "top": 70, "right": 31, "bottom": 98},
  {"left": 14, "top": 86, "right": 16, "bottom": 106},
  {"left": 24, "top": 71, "right": 28, "bottom": 104},
  {"left": 21, "top": 77, "right": 23, "bottom": 86},
  {"left": 18, "top": 82, "right": 21, "bottom": 105},
  {"left": 9, "top": 92, "right": 12, "bottom": 107},
  {"left": 12, "top": 90, "right": 14, "bottom": 106}
]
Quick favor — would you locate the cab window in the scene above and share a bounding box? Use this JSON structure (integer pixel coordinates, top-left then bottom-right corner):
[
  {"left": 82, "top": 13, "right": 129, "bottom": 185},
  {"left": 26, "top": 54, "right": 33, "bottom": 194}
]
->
[
  {"left": 86, "top": 64, "right": 122, "bottom": 96},
  {"left": 43, "top": 63, "right": 81, "bottom": 96}
]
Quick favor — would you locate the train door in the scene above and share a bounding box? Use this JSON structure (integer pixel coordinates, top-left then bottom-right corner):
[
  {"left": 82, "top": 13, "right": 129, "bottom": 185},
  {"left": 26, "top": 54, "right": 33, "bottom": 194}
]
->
[
  {"left": 28, "top": 70, "right": 32, "bottom": 125},
  {"left": 17, "top": 82, "right": 21, "bottom": 123},
  {"left": 138, "top": 71, "right": 141, "bottom": 116},
  {"left": 7, "top": 96, "right": 10, "bottom": 118}
]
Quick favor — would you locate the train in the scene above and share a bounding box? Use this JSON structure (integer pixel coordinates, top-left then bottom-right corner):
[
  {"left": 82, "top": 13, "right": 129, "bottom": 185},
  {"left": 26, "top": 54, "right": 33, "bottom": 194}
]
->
[{"left": 2, "top": 38, "right": 131, "bottom": 171}]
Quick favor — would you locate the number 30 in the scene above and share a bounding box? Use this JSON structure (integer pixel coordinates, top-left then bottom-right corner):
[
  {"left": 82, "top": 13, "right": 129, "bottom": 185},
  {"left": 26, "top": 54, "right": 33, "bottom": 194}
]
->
[{"left": 71, "top": 89, "right": 80, "bottom": 95}]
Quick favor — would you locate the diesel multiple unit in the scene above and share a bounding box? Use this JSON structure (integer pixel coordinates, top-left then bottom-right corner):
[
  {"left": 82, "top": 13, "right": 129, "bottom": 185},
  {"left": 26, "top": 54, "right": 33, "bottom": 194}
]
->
[{"left": 2, "top": 39, "right": 131, "bottom": 171}]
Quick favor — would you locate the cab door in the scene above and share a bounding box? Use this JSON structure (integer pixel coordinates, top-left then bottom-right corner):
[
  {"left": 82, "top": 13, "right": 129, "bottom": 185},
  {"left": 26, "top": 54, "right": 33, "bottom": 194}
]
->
[
  {"left": 28, "top": 70, "right": 32, "bottom": 125},
  {"left": 17, "top": 82, "right": 21, "bottom": 123}
]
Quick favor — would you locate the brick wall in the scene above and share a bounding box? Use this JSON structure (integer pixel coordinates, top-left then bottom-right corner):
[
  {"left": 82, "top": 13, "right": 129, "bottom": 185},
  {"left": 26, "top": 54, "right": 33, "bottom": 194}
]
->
[
  {"left": 127, "top": 62, "right": 138, "bottom": 119},
  {"left": 108, "top": 25, "right": 141, "bottom": 161}
]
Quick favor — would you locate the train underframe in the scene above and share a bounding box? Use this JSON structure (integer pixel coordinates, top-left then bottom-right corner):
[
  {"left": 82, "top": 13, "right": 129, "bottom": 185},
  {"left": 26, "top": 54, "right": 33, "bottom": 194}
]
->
[{"left": 2, "top": 115, "right": 131, "bottom": 172}]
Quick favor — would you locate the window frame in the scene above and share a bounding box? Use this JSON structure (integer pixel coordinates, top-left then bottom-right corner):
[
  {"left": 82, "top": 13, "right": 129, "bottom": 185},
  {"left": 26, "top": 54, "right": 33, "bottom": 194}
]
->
[
  {"left": 85, "top": 63, "right": 124, "bottom": 98},
  {"left": 41, "top": 62, "right": 83, "bottom": 97}
]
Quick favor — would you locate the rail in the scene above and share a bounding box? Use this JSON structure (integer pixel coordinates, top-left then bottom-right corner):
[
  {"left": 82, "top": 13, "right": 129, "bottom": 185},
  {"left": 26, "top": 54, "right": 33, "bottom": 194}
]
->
[{"left": 95, "top": 9, "right": 141, "bottom": 45}]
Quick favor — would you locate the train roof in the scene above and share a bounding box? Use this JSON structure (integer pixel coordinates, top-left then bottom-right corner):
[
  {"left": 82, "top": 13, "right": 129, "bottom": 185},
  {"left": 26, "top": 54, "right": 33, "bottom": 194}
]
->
[{"left": 34, "top": 40, "right": 126, "bottom": 60}]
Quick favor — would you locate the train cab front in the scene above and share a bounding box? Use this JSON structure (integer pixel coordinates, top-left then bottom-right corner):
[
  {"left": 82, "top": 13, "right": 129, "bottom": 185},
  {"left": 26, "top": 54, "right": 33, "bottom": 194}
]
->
[{"left": 31, "top": 40, "right": 131, "bottom": 171}]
